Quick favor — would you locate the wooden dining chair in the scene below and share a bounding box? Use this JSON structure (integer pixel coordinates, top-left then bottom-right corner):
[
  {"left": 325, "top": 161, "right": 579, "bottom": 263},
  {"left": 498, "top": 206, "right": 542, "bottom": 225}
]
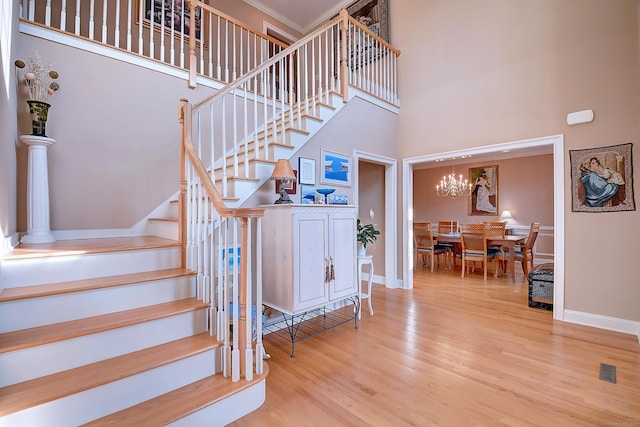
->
[
  {"left": 460, "top": 223, "right": 498, "bottom": 280},
  {"left": 501, "top": 222, "right": 540, "bottom": 277},
  {"left": 483, "top": 221, "right": 506, "bottom": 238},
  {"left": 437, "top": 220, "right": 459, "bottom": 235},
  {"left": 413, "top": 222, "right": 449, "bottom": 272},
  {"left": 437, "top": 220, "right": 459, "bottom": 265},
  {"left": 483, "top": 221, "right": 507, "bottom": 274}
]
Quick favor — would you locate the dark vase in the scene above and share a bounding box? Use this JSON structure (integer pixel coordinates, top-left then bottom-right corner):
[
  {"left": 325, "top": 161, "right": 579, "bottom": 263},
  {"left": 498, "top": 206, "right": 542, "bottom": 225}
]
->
[{"left": 27, "top": 100, "right": 51, "bottom": 137}]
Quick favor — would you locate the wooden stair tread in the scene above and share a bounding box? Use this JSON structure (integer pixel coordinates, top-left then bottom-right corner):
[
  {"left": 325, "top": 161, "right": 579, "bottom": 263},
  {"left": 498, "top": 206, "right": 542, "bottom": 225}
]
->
[
  {"left": 0, "top": 298, "right": 208, "bottom": 353},
  {"left": 0, "top": 268, "right": 195, "bottom": 302},
  {"left": 0, "top": 333, "right": 221, "bottom": 416},
  {"left": 84, "top": 363, "right": 269, "bottom": 426},
  {"left": 3, "top": 236, "right": 179, "bottom": 261}
]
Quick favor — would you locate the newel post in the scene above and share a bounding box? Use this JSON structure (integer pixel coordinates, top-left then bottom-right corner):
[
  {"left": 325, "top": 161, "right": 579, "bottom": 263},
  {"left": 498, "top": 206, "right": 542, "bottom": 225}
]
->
[
  {"left": 188, "top": 0, "right": 197, "bottom": 88},
  {"left": 339, "top": 9, "right": 349, "bottom": 103},
  {"left": 238, "top": 217, "right": 249, "bottom": 377},
  {"left": 178, "top": 99, "right": 189, "bottom": 268}
]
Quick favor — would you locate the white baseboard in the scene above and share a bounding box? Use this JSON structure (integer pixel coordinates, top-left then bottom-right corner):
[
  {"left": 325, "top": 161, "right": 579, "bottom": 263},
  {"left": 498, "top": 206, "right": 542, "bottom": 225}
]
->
[
  {"left": 564, "top": 309, "right": 640, "bottom": 343},
  {"left": 1, "top": 233, "right": 19, "bottom": 257}
]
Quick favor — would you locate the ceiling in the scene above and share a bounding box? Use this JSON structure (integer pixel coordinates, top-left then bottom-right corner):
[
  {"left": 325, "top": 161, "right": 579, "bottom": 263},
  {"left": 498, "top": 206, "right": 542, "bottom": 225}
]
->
[{"left": 243, "top": 0, "right": 353, "bottom": 34}]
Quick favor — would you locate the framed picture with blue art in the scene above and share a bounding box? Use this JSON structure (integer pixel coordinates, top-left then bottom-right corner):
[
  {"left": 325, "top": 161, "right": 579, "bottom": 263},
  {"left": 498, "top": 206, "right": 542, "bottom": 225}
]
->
[
  {"left": 321, "top": 149, "right": 351, "bottom": 187},
  {"left": 569, "top": 143, "right": 635, "bottom": 212},
  {"left": 301, "top": 185, "right": 316, "bottom": 204}
]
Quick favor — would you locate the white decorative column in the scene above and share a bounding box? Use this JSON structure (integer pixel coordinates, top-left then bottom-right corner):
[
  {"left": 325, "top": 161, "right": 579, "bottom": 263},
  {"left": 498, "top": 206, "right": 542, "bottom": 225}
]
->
[{"left": 20, "top": 135, "right": 56, "bottom": 244}]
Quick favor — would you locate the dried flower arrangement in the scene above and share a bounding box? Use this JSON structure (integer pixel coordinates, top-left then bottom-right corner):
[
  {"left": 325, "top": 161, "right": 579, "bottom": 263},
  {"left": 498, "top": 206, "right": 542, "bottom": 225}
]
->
[{"left": 14, "top": 50, "right": 60, "bottom": 103}]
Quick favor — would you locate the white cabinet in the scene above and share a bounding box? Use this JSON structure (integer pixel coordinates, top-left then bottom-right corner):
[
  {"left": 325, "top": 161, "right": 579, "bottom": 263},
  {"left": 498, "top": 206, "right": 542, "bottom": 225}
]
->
[{"left": 261, "top": 204, "right": 358, "bottom": 315}]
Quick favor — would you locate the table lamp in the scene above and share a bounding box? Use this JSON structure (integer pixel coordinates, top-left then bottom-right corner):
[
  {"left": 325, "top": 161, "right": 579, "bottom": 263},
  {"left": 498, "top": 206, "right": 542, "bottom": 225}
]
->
[
  {"left": 499, "top": 210, "right": 514, "bottom": 226},
  {"left": 270, "top": 159, "right": 296, "bottom": 204}
]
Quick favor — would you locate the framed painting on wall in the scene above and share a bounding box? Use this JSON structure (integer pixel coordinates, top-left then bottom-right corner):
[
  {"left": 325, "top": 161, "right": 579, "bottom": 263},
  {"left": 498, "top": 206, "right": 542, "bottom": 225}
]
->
[
  {"left": 301, "top": 186, "right": 316, "bottom": 204},
  {"left": 321, "top": 149, "right": 351, "bottom": 186},
  {"left": 347, "top": 0, "right": 389, "bottom": 42},
  {"left": 469, "top": 165, "right": 499, "bottom": 215},
  {"left": 298, "top": 157, "right": 316, "bottom": 185},
  {"left": 569, "top": 143, "right": 635, "bottom": 212},
  {"left": 138, "top": 0, "right": 202, "bottom": 42}
]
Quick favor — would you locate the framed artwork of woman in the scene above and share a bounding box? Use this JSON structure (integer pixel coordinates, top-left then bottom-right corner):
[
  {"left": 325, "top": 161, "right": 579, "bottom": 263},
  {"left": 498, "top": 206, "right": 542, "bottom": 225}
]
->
[
  {"left": 469, "top": 165, "right": 499, "bottom": 215},
  {"left": 570, "top": 143, "right": 635, "bottom": 212}
]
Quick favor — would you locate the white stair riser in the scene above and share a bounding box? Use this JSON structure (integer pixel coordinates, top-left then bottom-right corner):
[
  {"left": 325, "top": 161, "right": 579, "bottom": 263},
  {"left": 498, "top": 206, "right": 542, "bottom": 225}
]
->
[
  {"left": 0, "top": 277, "right": 195, "bottom": 333},
  {"left": 2, "top": 247, "right": 181, "bottom": 288},
  {"left": 0, "top": 349, "right": 218, "bottom": 427},
  {"left": 0, "top": 310, "right": 208, "bottom": 387},
  {"left": 298, "top": 116, "right": 323, "bottom": 134},
  {"left": 146, "top": 220, "right": 179, "bottom": 240},
  {"left": 169, "top": 201, "right": 179, "bottom": 218},
  {"left": 169, "top": 378, "right": 266, "bottom": 427}
]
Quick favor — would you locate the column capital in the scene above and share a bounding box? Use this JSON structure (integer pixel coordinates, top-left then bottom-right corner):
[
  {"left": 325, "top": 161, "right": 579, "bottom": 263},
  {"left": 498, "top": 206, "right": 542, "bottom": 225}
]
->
[{"left": 20, "top": 135, "right": 56, "bottom": 147}]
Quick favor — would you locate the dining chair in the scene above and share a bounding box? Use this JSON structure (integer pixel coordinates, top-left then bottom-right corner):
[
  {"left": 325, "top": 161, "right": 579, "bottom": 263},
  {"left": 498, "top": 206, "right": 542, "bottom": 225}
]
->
[
  {"left": 437, "top": 220, "right": 459, "bottom": 235},
  {"left": 483, "top": 221, "right": 507, "bottom": 269},
  {"left": 437, "top": 220, "right": 458, "bottom": 265},
  {"left": 413, "top": 222, "right": 449, "bottom": 272},
  {"left": 500, "top": 222, "right": 540, "bottom": 277},
  {"left": 459, "top": 223, "right": 499, "bottom": 280}
]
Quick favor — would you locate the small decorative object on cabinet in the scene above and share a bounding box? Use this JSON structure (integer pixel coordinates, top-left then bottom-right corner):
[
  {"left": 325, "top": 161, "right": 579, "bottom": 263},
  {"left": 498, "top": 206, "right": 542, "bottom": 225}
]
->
[
  {"left": 316, "top": 188, "right": 335, "bottom": 204},
  {"left": 261, "top": 204, "right": 359, "bottom": 357},
  {"left": 15, "top": 50, "right": 61, "bottom": 137},
  {"left": 270, "top": 159, "right": 296, "bottom": 204}
]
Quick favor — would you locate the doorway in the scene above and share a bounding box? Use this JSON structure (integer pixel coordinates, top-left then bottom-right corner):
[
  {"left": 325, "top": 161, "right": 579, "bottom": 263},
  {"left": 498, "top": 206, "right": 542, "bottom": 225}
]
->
[
  {"left": 402, "top": 135, "right": 565, "bottom": 320},
  {"left": 354, "top": 151, "right": 398, "bottom": 290}
]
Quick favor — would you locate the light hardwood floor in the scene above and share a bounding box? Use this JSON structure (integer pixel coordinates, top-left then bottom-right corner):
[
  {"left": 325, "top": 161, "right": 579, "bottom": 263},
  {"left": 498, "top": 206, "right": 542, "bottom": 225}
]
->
[{"left": 230, "top": 265, "right": 640, "bottom": 426}]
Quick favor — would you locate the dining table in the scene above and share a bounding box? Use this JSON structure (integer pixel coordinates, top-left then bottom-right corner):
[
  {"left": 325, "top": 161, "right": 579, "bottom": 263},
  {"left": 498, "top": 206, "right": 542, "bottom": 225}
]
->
[{"left": 436, "top": 233, "right": 526, "bottom": 283}]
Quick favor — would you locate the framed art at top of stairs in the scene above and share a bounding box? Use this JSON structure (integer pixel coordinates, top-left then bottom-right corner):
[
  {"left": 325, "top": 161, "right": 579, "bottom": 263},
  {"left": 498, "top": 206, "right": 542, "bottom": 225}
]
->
[{"left": 347, "top": 0, "right": 389, "bottom": 42}]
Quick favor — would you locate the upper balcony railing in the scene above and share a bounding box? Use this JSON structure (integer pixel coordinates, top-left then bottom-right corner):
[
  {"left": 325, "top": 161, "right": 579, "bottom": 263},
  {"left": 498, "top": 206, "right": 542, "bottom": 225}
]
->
[
  {"left": 20, "top": 1, "right": 400, "bottom": 104},
  {"left": 20, "top": 0, "right": 288, "bottom": 85}
]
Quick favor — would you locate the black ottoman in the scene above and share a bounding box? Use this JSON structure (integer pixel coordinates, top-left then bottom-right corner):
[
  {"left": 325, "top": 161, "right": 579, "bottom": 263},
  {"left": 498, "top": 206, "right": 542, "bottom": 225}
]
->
[{"left": 528, "top": 263, "right": 554, "bottom": 310}]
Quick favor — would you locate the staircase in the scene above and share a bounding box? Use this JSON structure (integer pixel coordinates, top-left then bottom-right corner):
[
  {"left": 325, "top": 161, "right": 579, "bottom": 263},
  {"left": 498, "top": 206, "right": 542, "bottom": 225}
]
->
[
  {"left": 0, "top": 237, "right": 267, "bottom": 426},
  {"left": 5, "top": 3, "right": 401, "bottom": 425}
]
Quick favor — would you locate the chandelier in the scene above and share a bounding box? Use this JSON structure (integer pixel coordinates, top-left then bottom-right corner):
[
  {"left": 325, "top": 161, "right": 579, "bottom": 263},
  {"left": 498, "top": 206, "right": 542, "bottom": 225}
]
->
[{"left": 436, "top": 166, "right": 472, "bottom": 198}]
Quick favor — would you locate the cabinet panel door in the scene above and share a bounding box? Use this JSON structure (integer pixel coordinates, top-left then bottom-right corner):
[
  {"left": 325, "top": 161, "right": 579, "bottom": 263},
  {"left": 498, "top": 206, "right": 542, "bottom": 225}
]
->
[
  {"left": 329, "top": 213, "right": 357, "bottom": 300},
  {"left": 293, "top": 214, "right": 328, "bottom": 311}
]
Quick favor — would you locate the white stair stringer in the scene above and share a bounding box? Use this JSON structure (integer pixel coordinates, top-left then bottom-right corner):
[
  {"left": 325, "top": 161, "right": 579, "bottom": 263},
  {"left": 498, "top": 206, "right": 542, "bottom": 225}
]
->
[{"left": 223, "top": 93, "right": 347, "bottom": 209}]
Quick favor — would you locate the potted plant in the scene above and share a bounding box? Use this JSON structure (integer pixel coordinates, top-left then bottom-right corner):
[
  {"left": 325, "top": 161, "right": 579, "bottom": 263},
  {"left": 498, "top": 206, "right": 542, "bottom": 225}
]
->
[
  {"left": 357, "top": 218, "right": 380, "bottom": 256},
  {"left": 15, "top": 50, "right": 61, "bottom": 137}
]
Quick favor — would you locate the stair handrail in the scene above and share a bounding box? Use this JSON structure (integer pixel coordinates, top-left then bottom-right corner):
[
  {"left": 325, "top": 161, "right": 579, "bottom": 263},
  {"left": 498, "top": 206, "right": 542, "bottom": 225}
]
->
[
  {"left": 187, "top": 0, "right": 290, "bottom": 87},
  {"left": 179, "top": 99, "right": 265, "bottom": 382},
  {"left": 191, "top": 13, "right": 346, "bottom": 111}
]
